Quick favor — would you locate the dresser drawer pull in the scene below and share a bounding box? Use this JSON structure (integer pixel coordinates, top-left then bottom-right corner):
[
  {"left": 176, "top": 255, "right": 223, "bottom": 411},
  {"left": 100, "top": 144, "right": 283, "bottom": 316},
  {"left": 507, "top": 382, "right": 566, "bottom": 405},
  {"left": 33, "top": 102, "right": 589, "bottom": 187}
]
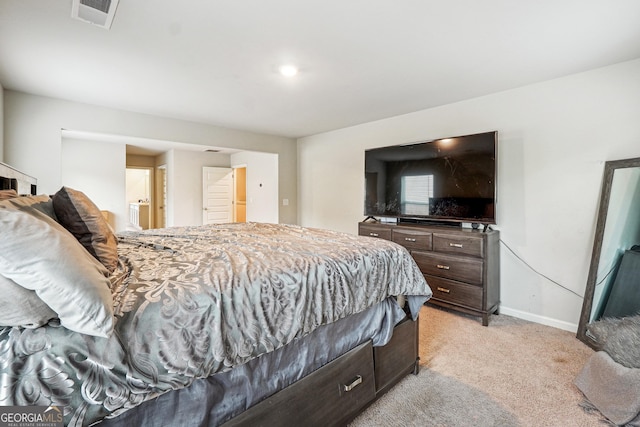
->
[
  {"left": 436, "top": 287, "right": 451, "bottom": 294},
  {"left": 343, "top": 375, "right": 363, "bottom": 392},
  {"left": 449, "top": 243, "right": 463, "bottom": 248},
  {"left": 436, "top": 264, "right": 450, "bottom": 270},
  {"left": 404, "top": 237, "right": 417, "bottom": 242},
  {"left": 369, "top": 233, "right": 379, "bottom": 237}
]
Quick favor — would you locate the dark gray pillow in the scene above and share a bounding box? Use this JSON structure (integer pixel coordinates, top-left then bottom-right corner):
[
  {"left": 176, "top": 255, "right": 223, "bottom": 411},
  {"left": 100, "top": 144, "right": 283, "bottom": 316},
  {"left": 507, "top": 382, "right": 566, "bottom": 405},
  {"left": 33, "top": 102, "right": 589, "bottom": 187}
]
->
[{"left": 53, "top": 186, "right": 118, "bottom": 273}]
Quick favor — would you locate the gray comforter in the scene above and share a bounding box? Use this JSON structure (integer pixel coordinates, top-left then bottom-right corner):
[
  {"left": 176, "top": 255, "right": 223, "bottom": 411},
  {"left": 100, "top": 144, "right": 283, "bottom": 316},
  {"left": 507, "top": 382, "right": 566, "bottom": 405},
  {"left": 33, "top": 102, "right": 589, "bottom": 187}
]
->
[{"left": 0, "top": 223, "right": 431, "bottom": 426}]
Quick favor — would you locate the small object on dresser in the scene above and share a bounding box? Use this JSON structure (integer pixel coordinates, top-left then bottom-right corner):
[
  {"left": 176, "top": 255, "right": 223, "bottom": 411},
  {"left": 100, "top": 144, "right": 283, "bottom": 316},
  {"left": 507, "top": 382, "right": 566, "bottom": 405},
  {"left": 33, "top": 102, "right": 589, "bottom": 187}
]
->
[{"left": 380, "top": 217, "right": 398, "bottom": 224}]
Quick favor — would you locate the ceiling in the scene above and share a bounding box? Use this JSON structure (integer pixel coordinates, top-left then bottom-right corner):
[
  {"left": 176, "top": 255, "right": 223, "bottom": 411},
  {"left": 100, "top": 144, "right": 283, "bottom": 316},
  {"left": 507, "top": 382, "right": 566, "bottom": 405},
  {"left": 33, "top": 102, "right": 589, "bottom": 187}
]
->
[{"left": 1, "top": 1, "right": 640, "bottom": 139}]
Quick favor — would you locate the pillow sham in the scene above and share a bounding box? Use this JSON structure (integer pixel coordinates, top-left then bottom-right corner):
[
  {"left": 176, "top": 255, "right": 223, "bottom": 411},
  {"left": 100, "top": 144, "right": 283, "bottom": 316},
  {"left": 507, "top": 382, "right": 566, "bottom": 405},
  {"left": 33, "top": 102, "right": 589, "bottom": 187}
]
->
[
  {"left": 0, "top": 274, "right": 58, "bottom": 328},
  {"left": 0, "top": 189, "right": 18, "bottom": 200},
  {"left": 53, "top": 186, "right": 118, "bottom": 273},
  {"left": 0, "top": 199, "right": 114, "bottom": 337}
]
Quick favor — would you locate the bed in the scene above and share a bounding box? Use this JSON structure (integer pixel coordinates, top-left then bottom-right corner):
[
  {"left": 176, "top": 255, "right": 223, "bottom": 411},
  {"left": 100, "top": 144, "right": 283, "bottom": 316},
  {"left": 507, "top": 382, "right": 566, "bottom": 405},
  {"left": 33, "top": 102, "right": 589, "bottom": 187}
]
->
[{"left": 0, "top": 166, "right": 432, "bottom": 426}]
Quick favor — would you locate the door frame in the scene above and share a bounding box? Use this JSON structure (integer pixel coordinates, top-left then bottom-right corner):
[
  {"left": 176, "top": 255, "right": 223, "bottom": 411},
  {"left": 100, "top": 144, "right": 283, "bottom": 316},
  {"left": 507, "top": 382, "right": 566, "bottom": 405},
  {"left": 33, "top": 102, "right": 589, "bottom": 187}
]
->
[{"left": 154, "top": 165, "right": 167, "bottom": 228}]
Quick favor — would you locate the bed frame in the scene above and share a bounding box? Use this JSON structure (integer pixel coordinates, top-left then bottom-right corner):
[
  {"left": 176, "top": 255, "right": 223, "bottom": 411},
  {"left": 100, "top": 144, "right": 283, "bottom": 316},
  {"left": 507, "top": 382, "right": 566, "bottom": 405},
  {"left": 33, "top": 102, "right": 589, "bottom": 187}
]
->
[
  {"left": 1, "top": 162, "right": 422, "bottom": 426},
  {"left": 0, "top": 162, "right": 37, "bottom": 195},
  {"left": 223, "top": 316, "right": 419, "bottom": 427}
]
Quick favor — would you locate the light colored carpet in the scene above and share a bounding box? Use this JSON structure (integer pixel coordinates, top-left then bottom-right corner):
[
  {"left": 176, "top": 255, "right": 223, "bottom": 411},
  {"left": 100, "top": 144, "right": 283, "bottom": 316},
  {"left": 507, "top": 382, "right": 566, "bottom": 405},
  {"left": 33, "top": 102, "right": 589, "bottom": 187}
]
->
[{"left": 350, "top": 305, "right": 603, "bottom": 427}]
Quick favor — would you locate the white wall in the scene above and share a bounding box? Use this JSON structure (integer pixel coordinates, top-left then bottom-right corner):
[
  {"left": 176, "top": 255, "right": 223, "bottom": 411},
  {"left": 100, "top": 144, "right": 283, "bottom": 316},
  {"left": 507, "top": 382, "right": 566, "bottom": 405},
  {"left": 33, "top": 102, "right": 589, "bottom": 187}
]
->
[
  {"left": 167, "top": 149, "right": 231, "bottom": 227},
  {"left": 126, "top": 168, "right": 150, "bottom": 203},
  {"left": 297, "top": 58, "right": 640, "bottom": 332},
  {"left": 161, "top": 149, "right": 280, "bottom": 226},
  {"left": 2, "top": 91, "right": 298, "bottom": 224},
  {"left": 0, "top": 81, "right": 3, "bottom": 162},
  {"left": 231, "top": 151, "right": 279, "bottom": 223},
  {"left": 61, "top": 138, "right": 126, "bottom": 230}
]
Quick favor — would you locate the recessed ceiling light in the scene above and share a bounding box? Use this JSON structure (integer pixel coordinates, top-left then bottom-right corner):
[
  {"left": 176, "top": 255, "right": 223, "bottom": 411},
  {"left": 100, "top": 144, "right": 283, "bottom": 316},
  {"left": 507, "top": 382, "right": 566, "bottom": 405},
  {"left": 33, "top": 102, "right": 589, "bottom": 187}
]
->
[{"left": 279, "top": 64, "right": 298, "bottom": 77}]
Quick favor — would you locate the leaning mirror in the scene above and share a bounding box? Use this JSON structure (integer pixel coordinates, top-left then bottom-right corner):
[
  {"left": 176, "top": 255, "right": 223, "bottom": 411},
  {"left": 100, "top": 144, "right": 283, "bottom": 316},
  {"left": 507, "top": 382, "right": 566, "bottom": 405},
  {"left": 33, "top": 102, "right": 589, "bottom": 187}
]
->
[{"left": 577, "top": 157, "right": 640, "bottom": 348}]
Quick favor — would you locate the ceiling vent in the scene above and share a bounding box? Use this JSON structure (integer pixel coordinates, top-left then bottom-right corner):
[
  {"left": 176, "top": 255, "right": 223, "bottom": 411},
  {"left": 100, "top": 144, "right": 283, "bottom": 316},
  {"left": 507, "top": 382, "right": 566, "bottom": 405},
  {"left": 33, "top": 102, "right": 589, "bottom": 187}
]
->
[{"left": 71, "top": 0, "right": 120, "bottom": 29}]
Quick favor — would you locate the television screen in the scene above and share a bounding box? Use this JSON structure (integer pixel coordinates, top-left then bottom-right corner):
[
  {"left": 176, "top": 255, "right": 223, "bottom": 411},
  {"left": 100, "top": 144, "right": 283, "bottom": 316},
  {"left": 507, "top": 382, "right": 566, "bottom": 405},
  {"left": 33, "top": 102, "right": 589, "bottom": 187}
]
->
[{"left": 364, "top": 131, "right": 497, "bottom": 224}]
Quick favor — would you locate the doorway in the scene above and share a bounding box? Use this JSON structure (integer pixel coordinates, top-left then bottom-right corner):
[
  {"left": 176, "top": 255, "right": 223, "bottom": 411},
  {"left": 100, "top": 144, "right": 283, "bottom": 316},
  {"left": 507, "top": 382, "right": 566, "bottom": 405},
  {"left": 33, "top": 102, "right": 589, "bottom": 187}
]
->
[
  {"left": 125, "top": 167, "right": 153, "bottom": 230},
  {"left": 201, "top": 166, "right": 248, "bottom": 224},
  {"left": 202, "top": 167, "right": 234, "bottom": 224}
]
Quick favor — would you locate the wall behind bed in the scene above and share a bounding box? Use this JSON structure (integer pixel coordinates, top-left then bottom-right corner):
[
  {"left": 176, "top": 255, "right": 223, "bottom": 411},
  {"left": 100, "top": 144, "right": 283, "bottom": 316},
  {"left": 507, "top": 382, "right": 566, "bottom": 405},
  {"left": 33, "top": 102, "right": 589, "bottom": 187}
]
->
[
  {"left": 2, "top": 90, "right": 298, "bottom": 226},
  {"left": 297, "top": 58, "right": 640, "bottom": 333},
  {"left": 0, "top": 81, "right": 4, "bottom": 163}
]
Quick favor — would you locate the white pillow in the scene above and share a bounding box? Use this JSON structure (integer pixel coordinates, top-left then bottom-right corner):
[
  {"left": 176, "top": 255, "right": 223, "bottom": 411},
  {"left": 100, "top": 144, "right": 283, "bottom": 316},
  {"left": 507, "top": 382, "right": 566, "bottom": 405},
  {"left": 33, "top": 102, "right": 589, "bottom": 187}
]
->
[
  {"left": 0, "top": 274, "right": 58, "bottom": 328},
  {"left": 0, "top": 197, "right": 114, "bottom": 337}
]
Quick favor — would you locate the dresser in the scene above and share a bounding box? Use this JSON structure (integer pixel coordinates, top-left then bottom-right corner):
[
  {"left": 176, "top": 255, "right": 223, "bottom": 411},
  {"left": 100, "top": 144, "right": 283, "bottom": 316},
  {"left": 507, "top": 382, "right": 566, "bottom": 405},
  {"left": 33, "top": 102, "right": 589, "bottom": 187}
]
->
[{"left": 359, "top": 221, "right": 500, "bottom": 326}]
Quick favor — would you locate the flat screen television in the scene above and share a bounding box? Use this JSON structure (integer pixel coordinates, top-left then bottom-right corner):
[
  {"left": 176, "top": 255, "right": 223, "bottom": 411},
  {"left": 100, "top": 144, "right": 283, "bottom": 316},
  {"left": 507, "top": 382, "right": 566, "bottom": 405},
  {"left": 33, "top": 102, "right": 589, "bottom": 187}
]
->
[{"left": 364, "top": 131, "right": 497, "bottom": 225}]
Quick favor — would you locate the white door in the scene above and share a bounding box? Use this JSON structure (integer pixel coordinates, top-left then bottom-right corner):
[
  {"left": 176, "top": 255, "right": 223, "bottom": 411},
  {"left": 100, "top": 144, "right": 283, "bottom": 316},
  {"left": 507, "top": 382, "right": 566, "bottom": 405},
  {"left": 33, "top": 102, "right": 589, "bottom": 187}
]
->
[{"left": 202, "top": 167, "right": 233, "bottom": 224}]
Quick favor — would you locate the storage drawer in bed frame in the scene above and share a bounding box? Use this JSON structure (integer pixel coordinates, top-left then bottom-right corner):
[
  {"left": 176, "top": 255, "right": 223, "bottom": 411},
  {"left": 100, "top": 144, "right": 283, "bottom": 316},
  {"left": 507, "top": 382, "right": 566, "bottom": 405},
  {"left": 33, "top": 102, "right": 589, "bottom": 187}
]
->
[
  {"left": 223, "top": 318, "right": 419, "bottom": 427},
  {"left": 224, "top": 341, "right": 376, "bottom": 427},
  {"left": 374, "top": 316, "right": 419, "bottom": 396}
]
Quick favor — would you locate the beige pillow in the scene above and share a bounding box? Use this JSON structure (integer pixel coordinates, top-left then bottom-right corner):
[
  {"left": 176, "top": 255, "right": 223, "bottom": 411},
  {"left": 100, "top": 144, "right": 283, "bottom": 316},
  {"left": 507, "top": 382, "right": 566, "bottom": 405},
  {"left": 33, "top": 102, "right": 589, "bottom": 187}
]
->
[
  {"left": 0, "top": 189, "right": 18, "bottom": 200},
  {"left": 0, "top": 193, "right": 57, "bottom": 219},
  {"left": 0, "top": 274, "right": 58, "bottom": 328},
  {"left": 53, "top": 187, "right": 118, "bottom": 273},
  {"left": 0, "top": 198, "right": 114, "bottom": 337}
]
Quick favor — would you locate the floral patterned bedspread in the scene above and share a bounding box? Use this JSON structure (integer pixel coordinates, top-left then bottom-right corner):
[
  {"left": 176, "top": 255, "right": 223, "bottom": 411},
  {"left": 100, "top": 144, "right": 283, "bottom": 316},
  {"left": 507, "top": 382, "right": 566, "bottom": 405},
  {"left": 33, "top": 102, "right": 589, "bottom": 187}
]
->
[{"left": 0, "top": 223, "right": 431, "bottom": 426}]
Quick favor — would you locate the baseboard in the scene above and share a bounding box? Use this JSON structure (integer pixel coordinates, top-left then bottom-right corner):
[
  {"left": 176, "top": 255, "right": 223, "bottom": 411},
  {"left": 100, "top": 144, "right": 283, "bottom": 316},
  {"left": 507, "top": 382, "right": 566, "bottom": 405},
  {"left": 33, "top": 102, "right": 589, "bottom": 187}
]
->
[{"left": 499, "top": 306, "right": 578, "bottom": 333}]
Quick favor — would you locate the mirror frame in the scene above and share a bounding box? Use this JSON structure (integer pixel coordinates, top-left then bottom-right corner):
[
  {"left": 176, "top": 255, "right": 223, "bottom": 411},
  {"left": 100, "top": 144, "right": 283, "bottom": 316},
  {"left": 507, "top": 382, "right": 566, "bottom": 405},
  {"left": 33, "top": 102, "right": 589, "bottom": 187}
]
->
[{"left": 577, "top": 156, "right": 640, "bottom": 347}]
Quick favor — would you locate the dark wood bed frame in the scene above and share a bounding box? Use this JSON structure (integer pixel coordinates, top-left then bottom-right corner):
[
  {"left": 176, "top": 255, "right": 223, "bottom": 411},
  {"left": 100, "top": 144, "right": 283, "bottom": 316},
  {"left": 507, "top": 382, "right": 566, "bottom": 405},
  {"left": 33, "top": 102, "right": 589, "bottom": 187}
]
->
[{"left": 223, "top": 316, "right": 419, "bottom": 427}]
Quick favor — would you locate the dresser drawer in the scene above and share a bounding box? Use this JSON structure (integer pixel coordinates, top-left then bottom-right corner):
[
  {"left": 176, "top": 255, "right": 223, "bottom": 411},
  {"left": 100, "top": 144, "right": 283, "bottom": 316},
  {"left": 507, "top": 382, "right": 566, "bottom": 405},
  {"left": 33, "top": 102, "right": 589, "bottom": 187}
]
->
[
  {"left": 392, "top": 228, "right": 432, "bottom": 251},
  {"left": 426, "top": 275, "right": 483, "bottom": 310},
  {"left": 412, "top": 251, "right": 483, "bottom": 285},
  {"left": 358, "top": 224, "right": 392, "bottom": 241},
  {"left": 433, "top": 233, "right": 484, "bottom": 258}
]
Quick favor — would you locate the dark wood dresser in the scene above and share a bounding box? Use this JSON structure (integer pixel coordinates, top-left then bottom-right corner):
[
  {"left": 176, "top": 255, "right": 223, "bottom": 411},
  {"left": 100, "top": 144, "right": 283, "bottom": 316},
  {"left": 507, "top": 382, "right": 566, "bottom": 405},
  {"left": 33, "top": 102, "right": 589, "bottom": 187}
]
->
[{"left": 359, "top": 221, "right": 500, "bottom": 326}]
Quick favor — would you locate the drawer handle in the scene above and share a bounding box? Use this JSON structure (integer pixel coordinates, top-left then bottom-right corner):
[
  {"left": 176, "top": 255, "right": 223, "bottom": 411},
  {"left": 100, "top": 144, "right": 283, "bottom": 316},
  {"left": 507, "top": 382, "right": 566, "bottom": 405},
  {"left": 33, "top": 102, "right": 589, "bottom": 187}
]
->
[
  {"left": 343, "top": 375, "right": 363, "bottom": 392},
  {"left": 449, "top": 243, "right": 463, "bottom": 248},
  {"left": 404, "top": 237, "right": 416, "bottom": 242},
  {"left": 436, "top": 264, "right": 450, "bottom": 270},
  {"left": 436, "top": 287, "right": 451, "bottom": 294},
  {"left": 369, "top": 233, "right": 379, "bottom": 237}
]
